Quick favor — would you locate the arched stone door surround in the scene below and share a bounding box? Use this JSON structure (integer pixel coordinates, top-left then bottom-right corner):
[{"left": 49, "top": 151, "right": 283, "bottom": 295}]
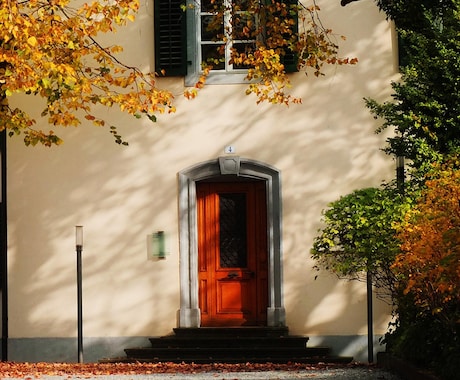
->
[{"left": 177, "top": 157, "right": 285, "bottom": 327}]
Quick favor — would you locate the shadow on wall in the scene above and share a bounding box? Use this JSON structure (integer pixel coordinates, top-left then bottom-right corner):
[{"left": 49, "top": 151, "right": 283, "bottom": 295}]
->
[
  {"left": 244, "top": 2, "right": 396, "bottom": 363},
  {"left": 284, "top": 269, "right": 393, "bottom": 362},
  {"left": 8, "top": 126, "right": 181, "bottom": 358},
  {"left": 5, "top": 0, "right": 394, "bottom": 363}
]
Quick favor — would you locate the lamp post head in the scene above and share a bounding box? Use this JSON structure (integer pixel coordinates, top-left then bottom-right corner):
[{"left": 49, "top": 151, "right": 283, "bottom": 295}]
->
[{"left": 76, "top": 225, "right": 83, "bottom": 248}]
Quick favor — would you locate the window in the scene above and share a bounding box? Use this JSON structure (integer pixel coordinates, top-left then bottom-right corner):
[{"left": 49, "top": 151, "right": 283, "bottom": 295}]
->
[
  {"left": 196, "top": 0, "right": 258, "bottom": 83},
  {"left": 219, "top": 192, "right": 248, "bottom": 268},
  {"left": 186, "top": 0, "right": 261, "bottom": 84},
  {"left": 154, "top": 0, "right": 298, "bottom": 84}
]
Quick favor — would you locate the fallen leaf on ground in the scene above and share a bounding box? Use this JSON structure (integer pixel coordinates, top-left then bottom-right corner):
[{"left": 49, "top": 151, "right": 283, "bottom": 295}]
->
[{"left": 0, "top": 361, "right": 376, "bottom": 378}]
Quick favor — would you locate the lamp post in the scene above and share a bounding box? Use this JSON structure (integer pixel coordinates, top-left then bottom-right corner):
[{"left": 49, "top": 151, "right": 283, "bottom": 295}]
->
[
  {"left": 75, "top": 226, "right": 83, "bottom": 363},
  {"left": 366, "top": 270, "right": 374, "bottom": 363},
  {"left": 396, "top": 156, "right": 405, "bottom": 194}
]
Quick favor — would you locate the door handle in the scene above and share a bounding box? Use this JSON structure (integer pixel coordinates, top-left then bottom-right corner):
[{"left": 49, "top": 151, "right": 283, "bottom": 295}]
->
[{"left": 227, "top": 271, "right": 255, "bottom": 279}]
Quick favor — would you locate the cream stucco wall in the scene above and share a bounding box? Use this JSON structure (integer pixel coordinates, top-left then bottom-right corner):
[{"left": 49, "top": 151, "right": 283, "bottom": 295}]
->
[{"left": 6, "top": 0, "right": 397, "bottom": 362}]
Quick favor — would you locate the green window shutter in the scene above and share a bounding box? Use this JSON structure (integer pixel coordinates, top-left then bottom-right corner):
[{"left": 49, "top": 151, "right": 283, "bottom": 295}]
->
[
  {"left": 280, "top": 0, "right": 298, "bottom": 73},
  {"left": 154, "top": 0, "right": 187, "bottom": 76},
  {"left": 282, "top": 44, "right": 298, "bottom": 73}
]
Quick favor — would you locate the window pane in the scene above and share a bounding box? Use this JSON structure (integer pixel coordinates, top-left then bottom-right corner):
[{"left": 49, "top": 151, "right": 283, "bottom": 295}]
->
[
  {"left": 201, "top": 0, "right": 223, "bottom": 12},
  {"left": 232, "top": 13, "right": 256, "bottom": 40},
  {"left": 201, "top": 15, "right": 224, "bottom": 41},
  {"left": 201, "top": 44, "right": 225, "bottom": 69},
  {"left": 232, "top": 0, "right": 250, "bottom": 11},
  {"left": 232, "top": 42, "right": 256, "bottom": 69},
  {"left": 219, "top": 193, "right": 247, "bottom": 268}
]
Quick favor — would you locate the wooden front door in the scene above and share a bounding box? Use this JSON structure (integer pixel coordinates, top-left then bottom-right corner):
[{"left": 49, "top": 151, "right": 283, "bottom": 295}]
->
[{"left": 197, "top": 181, "right": 268, "bottom": 326}]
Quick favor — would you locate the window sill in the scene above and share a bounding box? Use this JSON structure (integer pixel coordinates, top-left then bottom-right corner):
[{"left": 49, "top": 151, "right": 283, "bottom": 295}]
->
[{"left": 185, "top": 71, "right": 253, "bottom": 86}]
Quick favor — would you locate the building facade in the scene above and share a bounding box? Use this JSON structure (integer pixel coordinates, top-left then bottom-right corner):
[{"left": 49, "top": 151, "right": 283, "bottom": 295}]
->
[{"left": 3, "top": 0, "right": 398, "bottom": 362}]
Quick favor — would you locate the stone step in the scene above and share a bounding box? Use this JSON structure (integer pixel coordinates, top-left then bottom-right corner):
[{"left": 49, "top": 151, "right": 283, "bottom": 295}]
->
[
  {"left": 148, "top": 335, "right": 309, "bottom": 349},
  {"left": 123, "top": 346, "right": 350, "bottom": 364},
  {"left": 105, "top": 327, "right": 354, "bottom": 364},
  {"left": 172, "top": 327, "right": 290, "bottom": 338}
]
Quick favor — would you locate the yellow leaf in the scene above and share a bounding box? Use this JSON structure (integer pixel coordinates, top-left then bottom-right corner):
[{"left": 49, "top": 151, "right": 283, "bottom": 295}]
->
[{"left": 27, "top": 36, "right": 38, "bottom": 46}]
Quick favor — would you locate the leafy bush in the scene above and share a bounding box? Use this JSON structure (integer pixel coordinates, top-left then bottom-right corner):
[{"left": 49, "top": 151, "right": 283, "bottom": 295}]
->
[
  {"left": 311, "top": 185, "right": 410, "bottom": 295},
  {"left": 384, "top": 300, "right": 460, "bottom": 380}
]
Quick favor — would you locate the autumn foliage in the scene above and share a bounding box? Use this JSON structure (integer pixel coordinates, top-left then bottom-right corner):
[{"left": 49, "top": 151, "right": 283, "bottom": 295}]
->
[
  {"left": 0, "top": 0, "right": 178, "bottom": 146},
  {"left": 200, "top": 0, "right": 357, "bottom": 105},
  {"left": 393, "top": 164, "right": 460, "bottom": 321},
  {"left": 0, "top": 0, "right": 356, "bottom": 146}
]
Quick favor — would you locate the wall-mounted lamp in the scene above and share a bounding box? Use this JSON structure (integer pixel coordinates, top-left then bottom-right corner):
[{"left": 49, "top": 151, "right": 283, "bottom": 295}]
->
[{"left": 147, "top": 231, "right": 168, "bottom": 260}]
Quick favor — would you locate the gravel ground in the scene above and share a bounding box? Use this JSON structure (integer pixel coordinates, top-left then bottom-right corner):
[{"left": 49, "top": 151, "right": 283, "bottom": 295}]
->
[{"left": 7, "top": 367, "right": 402, "bottom": 380}]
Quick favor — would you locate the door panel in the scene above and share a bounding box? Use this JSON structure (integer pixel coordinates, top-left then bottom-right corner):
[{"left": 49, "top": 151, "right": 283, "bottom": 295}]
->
[
  {"left": 217, "top": 279, "right": 252, "bottom": 313},
  {"left": 197, "top": 181, "right": 267, "bottom": 326}
]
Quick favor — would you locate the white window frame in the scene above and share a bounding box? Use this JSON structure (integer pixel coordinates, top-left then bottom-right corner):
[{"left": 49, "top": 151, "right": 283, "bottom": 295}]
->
[{"left": 185, "top": 0, "right": 257, "bottom": 86}]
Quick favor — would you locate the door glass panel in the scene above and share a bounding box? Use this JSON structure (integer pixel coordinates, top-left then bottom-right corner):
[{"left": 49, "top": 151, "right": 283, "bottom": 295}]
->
[{"left": 219, "top": 193, "right": 247, "bottom": 268}]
